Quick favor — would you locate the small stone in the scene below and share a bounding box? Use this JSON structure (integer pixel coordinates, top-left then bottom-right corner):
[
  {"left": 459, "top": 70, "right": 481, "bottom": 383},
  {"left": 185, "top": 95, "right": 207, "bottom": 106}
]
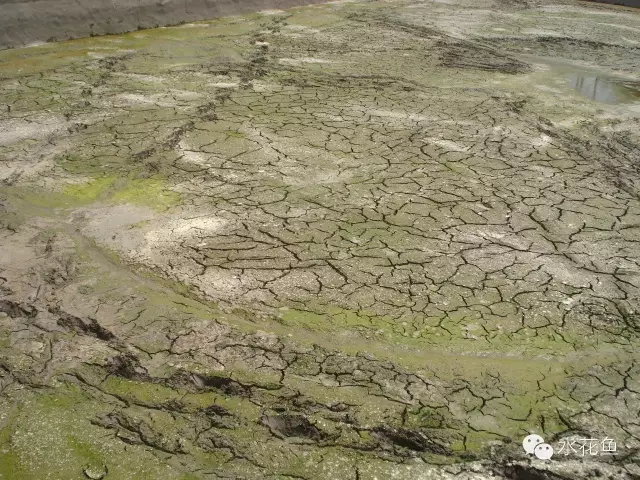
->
[{"left": 83, "top": 465, "right": 107, "bottom": 480}]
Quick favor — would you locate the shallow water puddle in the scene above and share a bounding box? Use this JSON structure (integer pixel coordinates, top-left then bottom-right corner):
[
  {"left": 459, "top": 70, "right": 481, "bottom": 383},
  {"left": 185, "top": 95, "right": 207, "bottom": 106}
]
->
[{"left": 568, "top": 74, "right": 640, "bottom": 104}]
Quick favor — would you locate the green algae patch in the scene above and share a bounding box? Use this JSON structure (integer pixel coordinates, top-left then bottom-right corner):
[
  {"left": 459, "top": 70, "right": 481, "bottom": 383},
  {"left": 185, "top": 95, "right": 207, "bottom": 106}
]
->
[
  {"left": 13, "top": 176, "right": 181, "bottom": 211},
  {"left": 112, "top": 178, "right": 181, "bottom": 210},
  {"left": 66, "top": 435, "right": 106, "bottom": 475},
  {"left": 101, "top": 376, "right": 184, "bottom": 406},
  {"left": 1, "top": 383, "right": 185, "bottom": 480},
  {"left": 16, "top": 185, "right": 94, "bottom": 209},
  {"left": 0, "top": 407, "right": 25, "bottom": 479},
  {"left": 0, "top": 45, "right": 98, "bottom": 78},
  {"left": 224, "top": 129, "right": 246, "bottom": 138},
  {"left": 63, "top": 176, "right": 115, "bottom": 202},
  {"left": 179, "top": 474, "right": 203, "bottom": 480},
  {"left": 277, "top": 306, "right": 587, "bottom": 358}
]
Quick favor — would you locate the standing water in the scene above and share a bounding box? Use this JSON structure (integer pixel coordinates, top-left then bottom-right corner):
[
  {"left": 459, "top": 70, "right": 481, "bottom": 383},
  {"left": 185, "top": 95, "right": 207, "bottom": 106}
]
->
[{"left": 568, "top": 74, "right": 640, "bottom": 104}]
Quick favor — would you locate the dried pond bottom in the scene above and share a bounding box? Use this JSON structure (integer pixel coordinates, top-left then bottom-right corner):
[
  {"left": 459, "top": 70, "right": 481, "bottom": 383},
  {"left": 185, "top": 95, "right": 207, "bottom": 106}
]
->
[{"left": 1, "top": 0, "right": 640, "bottom": 479}]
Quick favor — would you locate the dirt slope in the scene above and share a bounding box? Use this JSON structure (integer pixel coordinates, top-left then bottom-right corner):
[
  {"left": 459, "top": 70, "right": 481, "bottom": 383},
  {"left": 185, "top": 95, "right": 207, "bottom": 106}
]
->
[{"left": 0, "top": 0, "right": 329, "bottom": 49}]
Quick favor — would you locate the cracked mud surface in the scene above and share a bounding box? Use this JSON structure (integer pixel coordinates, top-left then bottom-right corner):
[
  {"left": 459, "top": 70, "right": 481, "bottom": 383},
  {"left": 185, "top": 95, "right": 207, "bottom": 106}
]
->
[{"left": 1, "top": 0, "right": 640, "bottom": 478}]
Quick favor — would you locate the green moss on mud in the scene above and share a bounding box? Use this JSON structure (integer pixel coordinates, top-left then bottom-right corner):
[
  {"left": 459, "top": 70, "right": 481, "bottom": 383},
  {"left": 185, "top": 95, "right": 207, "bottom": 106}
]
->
[
  {"left": 112, "top": 178, "right": 181, "bottom": 210},
  {"left": 179, "top": 474, "right": 203, "bottom": 480},
  {"left": 0, "top": 409, "right": 24, "bottom": 480},
  {"left": 63, "top": 176, "right": 115, "bottom": 202},
  {"left": 278, "top": 306, "right": 588, "bottom": 357},
  {"left": 15, "top": 176, "right": 180, "bottom": 211},
  {"left": 101, "top": 376, "right": 184, "bottom": 406},
  {"left": 66, "top": 435, "right": 105, "bottom": 472},
  {"left": 224, "top": 129, "right": 246, "bottom": 138},
  {"left": 0, "top": 384, "right": 185, "bottom": 480}
]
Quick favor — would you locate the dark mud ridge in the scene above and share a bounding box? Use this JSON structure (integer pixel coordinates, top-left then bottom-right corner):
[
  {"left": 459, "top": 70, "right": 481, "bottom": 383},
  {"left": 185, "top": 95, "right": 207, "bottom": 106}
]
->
[{"left": 0, "top": 0, "right": 328, "bottom": 49}]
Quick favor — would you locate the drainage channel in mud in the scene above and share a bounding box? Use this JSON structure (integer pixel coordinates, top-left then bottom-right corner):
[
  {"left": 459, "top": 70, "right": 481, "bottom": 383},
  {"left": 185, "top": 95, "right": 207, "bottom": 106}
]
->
[{"left": 567, "top": 73, "right": 640, "bottom": 104}]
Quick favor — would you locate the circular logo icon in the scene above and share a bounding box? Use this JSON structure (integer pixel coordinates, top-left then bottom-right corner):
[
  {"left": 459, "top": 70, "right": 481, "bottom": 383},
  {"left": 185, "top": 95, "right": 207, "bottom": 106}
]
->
[
  {"left": 534, "top": 443, "right": 554, "bottom": 460},
  {"left": 522, "top": 434, "right": 544, "bottom": 454}
]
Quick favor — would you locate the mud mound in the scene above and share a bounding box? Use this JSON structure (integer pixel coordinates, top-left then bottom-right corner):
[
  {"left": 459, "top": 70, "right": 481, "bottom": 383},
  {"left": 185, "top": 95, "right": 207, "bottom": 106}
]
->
[
  {"left": 439, "top": 40, "right": 530, "bottom": 74},
  {"left": 261, "top": 414, "right": 329, "bottom": 441},
  {"left": 373, "top": 427, "right": 452, "bottom": 455}
]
